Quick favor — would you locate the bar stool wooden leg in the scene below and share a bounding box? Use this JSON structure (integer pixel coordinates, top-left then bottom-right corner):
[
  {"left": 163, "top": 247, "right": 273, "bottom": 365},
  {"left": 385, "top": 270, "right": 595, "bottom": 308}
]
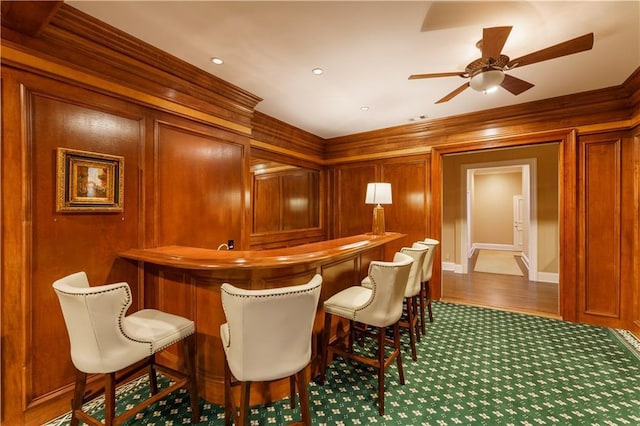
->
[
  {"left": 319, "top": 312, "right": 333, "bottom": 385},
  {"left": 407, "top": 299, "right": 417, "bottom": 361},
  {"left": 104, "top": 373, "right": 116, "bottom": 425},
  {"left": 394, "top": 322, "right": 405, "bottom": 385},
  {"left": 239, "top": 382, "right": 251, "bottom": 426},
  {"left": 377, "top": 326, "right": 386, "bottom": 416},
  {"left": 413, "top": 296, "right": 421, "bottom": 342},
  {"left": 420, "top": 282, "right": 427, "bottom": 334},
  {"left": 148, "top": 354, "right": 159, "bottom": 395},
  {"left": 224, "top": 362, "right": 235, "bottom": 426},
  {"left": 289, "top": 375, "right": 297, "bottom": 408},
  {"left": 426, "top": 281, "right": 434, "bottom": 323},
  {"left": 295, "top": 369, "right": 311, "bottom": 426},
  {"left": 184, "top": 334, "right": 200, "bottom": 422},
  {"left": 70, "top": 371, "right": 87, "bottom": 426}
]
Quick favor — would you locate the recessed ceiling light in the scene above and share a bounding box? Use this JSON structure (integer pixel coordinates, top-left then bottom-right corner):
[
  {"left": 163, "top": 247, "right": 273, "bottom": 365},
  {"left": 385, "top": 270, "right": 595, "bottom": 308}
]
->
[
  {"left": 312, "top": 67, "right": 324, "bottom": 75},
  {"left": 360, "top": 106, "right": 370, "bottom": 111},
  {"left": 211, "top": 57, "right": 224, "bottom": 65}
]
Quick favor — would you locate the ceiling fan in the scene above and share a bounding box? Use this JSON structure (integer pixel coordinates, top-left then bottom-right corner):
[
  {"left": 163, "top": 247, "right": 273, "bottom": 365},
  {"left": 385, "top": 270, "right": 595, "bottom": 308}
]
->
[{"left": 409, "top": 26, "right": 594, "bottom": 103}]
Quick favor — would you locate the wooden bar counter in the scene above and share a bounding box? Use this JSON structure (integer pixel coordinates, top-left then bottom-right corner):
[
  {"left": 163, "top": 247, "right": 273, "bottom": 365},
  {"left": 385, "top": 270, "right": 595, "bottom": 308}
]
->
[{"left": 119, "top": 232, "right": 405, "bottom": 405}]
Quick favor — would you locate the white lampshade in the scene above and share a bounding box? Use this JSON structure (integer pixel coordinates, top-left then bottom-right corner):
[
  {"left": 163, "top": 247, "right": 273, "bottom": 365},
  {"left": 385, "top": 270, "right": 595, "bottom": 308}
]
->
[
  {"left": 469, "top": 69, "right": 505, "bottom": 92},
  {"left": 365, "top": 182, "right": 392, "bottom": 205}
]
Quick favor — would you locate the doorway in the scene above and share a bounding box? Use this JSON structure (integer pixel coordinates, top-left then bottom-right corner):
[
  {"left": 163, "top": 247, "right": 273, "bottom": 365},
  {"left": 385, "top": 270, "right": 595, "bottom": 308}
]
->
[
  {"left": 438, "top": 143, "right": 560, "bottom": 317},
  {"left": 461, "top": 160, "right": 536, "bottom": 281}
]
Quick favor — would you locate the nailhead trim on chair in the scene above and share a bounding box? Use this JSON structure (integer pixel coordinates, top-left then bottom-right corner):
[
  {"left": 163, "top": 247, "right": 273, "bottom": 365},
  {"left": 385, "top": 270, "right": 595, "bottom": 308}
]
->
[
  {"left": 353, "top": 262, "right": 398, "bottom": 316},
  {"left": 220, "top": 284, "right": 320, "bottom": 348},
  {"left": 153, "top": 334, "right": 193, "bottom": 353},
  {"left": 56, "top": 283, "right": 156, "bottom": 354},
  {"left": 220, "top": 285, "right": 319, "bottom": 299}
]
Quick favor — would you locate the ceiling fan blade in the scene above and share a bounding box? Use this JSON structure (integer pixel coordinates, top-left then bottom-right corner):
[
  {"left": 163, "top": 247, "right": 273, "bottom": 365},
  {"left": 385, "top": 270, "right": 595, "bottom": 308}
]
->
[
  {"left": 500, "top": 74, "right": 534, "bottom": 95},
  {"left": 508, "top": 33, "right": 594, "bottom": 68},
  {"left": 435, "top": 82, "right": 470, "bottom": 103},
  {"left": 409, "top": 72, "right": 465, "bottom": 80},
  {"left": 482, "top": 26, "right": 512, "bottom": 61}
]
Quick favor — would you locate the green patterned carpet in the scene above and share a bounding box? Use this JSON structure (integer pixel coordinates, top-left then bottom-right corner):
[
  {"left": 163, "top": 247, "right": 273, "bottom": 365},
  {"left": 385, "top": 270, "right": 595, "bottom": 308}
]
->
[{"left": 45, "top": 302, "right": 640, "bottom": 425}]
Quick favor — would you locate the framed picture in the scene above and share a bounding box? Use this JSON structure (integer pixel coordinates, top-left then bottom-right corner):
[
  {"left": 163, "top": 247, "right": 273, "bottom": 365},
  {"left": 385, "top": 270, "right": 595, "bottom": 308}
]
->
[{"left": 56, "top": 148, "right": 124, "bottom": 212}]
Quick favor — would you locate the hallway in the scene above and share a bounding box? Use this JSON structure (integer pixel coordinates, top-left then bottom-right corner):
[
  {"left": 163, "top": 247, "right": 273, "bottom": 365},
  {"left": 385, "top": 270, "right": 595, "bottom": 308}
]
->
[{"left": 441, "top": 250, "right": 560, "bottom": 318}]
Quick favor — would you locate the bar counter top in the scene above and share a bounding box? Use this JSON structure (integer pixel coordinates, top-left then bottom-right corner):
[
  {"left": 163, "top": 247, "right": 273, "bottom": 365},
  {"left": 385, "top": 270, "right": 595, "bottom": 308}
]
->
[
  {"left": 119, "top": 232, "right": 405, "bottom": 404},
  {"left": 119, "top": 232, "right": 405, "bottom": 270}
]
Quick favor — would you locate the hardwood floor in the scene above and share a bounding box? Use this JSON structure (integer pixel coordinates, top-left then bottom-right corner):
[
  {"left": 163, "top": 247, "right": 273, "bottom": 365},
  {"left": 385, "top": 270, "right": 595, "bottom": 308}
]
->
[{"left": 441, "top": 250, "right": 560, "bottom": 318}]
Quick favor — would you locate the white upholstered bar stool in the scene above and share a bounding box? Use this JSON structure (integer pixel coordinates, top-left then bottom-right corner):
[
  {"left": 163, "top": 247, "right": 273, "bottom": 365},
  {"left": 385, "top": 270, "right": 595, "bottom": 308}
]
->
[
  {"left": 414, "top": 238, "right": 440, "bottom": 333},
  {"left": 220, "top": 274, "right": 322, "bottom": 426},
  {"left": 53, "top": 272, "right": 200, "bottom": 426},
  {"left": 319, "top": 252, "right": 413, "bottom": 415},
  {"left": 361, "top": 246, "right": 427, "bottom": 361}
]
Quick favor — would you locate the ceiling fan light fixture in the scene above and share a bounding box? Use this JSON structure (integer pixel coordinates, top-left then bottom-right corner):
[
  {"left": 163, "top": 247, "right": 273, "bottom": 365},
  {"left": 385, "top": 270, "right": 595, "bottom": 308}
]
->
[{"left": 469, "top": 69, "right": 505, "bottom": 92}]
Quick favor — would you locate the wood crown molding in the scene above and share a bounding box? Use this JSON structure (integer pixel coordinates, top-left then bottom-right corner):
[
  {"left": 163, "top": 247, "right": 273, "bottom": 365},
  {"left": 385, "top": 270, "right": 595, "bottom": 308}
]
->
[
  {"left": 0, "top": 1, "right": 62, "bottom": 36},
  {"left": 252, "top": 111, "right": 325, "bottom": 159},
  {"left": 1, "top": 2, "right": 260, "bottom": 133},
  {"left": 0, "top": 43, "right": 252, "bottom": 135}
]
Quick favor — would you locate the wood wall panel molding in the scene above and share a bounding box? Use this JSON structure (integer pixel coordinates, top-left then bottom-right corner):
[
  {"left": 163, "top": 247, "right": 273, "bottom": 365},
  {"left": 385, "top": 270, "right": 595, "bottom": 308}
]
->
[
  {"left": 1, "top": 70, "right": 31, "bottom": 426},
  {"left": 429, "top": 147, "right": 444, "bottom": 301},
  {"left": 155, "top": 123, "right": 246, "bottom": 250},
  {"left": 578, "top": 134, "right": 627, "bottom": 326},
  {"left": 559, "top": 130, "right": 579, "bottom": 323},
  {"left": 250, "top": 228, "right": 326, "bottom": 250},
  {"left": 333, "top": 163, "right": 378, "bottom": 239},
  {"left": 380, "top": 158, "right": 429, "bottom": 255},
  {"left": 633, "top": 129, "right": 640, "bottom": 337}
]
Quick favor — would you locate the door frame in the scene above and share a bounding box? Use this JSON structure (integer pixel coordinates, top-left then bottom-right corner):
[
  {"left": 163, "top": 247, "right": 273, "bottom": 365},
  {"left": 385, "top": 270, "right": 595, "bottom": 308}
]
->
[
  {"left": 430, "top": 129, "right": 578, "bottom": 321},
  {"left": 461, "top": 160, "right": 537, "bottom": 281}
]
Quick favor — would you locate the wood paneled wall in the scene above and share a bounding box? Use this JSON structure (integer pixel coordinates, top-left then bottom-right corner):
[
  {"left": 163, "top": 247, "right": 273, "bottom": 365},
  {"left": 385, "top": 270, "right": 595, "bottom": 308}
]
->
[
  {"left": 578, "top": 131, "right": 636, "bottom": 328},
  {"left": 1, "top": 2, "right": 639, "bottom": 424},
  {"left": 328, "top": 155, "right": 430, "bottom": 259},
  {"left": 1, "top": 65, "right": 251, "bottom": 424},
  {"left": 154, "top": 122, "right": 247, "bottom": 249},
  {"left": 253, "top": 169, "right": 319, "bottom": 233},
  {"left": 26, "top": 76, "right": 144, "bottom": 407}
]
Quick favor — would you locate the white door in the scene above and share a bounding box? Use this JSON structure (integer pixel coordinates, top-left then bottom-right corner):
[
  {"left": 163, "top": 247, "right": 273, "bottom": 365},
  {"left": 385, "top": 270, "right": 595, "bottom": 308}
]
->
[{"left": 513, "top": 195, "right": 524, "bottom": 250}]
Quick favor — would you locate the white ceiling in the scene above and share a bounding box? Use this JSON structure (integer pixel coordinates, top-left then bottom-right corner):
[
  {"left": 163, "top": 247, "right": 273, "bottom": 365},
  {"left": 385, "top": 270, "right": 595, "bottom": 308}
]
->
[{"left": 67, "top": 1, "right": 640, "bottom": 139}]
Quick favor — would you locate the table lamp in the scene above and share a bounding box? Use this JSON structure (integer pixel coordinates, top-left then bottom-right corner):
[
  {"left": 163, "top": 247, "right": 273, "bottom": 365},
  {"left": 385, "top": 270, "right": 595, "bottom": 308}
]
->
[{"left": 365, "top": 182, "right": 392, "bottom": 235}]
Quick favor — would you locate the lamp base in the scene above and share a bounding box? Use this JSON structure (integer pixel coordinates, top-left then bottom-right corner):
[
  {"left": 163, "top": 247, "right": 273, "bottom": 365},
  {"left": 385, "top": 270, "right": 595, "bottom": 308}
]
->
[{"left": 372, "top": 204, "right": 385, "bottom": 236}]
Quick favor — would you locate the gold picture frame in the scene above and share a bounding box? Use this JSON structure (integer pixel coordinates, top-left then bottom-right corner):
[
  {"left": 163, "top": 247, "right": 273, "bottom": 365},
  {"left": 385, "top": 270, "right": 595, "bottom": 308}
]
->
[{"left": 56, "top": 148, "right": 124, "bottom": 212}]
